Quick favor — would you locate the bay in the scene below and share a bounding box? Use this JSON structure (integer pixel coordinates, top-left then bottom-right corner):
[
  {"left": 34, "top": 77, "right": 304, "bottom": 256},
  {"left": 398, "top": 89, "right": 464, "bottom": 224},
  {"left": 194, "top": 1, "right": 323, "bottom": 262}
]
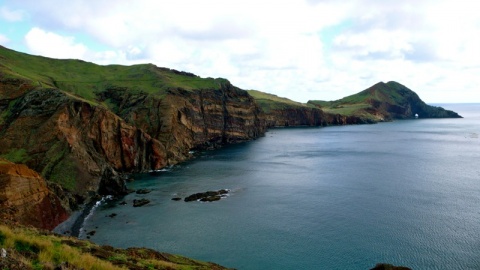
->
[{"left": 80, "top": 104, "right": 480, "bottom": 269}]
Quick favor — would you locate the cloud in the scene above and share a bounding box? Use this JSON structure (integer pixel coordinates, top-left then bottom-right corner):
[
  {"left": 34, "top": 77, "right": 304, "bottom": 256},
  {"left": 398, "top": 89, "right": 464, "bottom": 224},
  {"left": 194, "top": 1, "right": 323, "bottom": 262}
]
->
[
  {"left": 4, "top": 0, "right": 480, "bottom": 102},
  {"left": 25, "top": 27, "right": 88, "bottom": 59},
  {"left": 0, "top": 6, "right": 25, "bottom": 22}
]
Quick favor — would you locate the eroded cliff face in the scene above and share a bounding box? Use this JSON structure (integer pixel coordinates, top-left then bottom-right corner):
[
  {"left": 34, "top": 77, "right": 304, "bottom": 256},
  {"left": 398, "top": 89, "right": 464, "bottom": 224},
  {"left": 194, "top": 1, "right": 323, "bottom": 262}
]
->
[
  {"left": 0, "top": 83, "right": 168, "bottom": 202},
  {"left": 0, "top": 78, "right": 265, "bottom": 215},
  {"left": 262, "top": 107, "right": 372, "bottom": 127},
  {"left": 97, "top": 82, "right": 265, "bottom": 164},
  {"left": 0, "top": 159, "right": 68, "bottom": 230}
]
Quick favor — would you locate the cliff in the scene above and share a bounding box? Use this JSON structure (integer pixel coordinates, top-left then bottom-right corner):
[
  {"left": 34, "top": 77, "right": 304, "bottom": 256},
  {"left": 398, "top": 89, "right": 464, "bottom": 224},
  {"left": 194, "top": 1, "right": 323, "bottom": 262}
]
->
[
  {"left": 0, "top": 46, "right": 265, "bottom": 213},
  {"left": 247, "top": 90, "right": 374, "bottom": 127},
  {"left": 308, "top": 81, "right": 462, "bottom": 121},
  {"left": 0, "top": 159, "right": 68, "bottom": 230}
]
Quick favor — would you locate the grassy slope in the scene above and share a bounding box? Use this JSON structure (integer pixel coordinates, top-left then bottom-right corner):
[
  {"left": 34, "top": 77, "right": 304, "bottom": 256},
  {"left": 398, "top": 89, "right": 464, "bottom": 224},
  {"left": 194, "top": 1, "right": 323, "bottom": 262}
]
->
[
  {"left": 0, "top": 222, "right": 229, "bottom": 270},
  {"left": 247, "top": 90, "right": 313, "bottom": 113},
  {"left": 0, "top": 46, "right": 227, "bottom": 102},
  {"left": 309, "top": 81, "right": 412, "bottom": 116}
]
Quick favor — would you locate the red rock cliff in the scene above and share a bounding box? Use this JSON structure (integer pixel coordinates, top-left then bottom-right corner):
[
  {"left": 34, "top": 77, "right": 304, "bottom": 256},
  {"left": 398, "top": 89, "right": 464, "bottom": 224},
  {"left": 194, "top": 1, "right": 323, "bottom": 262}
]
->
[{"left": 0, "top": 159, "right": 68, "bottom": 230}]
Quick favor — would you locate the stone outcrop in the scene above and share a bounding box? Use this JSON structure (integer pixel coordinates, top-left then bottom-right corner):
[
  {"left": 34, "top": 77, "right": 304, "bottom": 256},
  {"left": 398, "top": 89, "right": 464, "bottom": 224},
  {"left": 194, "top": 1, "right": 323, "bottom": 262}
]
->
[
  {"left": 184, "top": 189, "right": 229, "bottom": 202},
  {"left": 370, "top": 263, "right": 412, "bottom": 270},
  {"left": 0, "top": 159, "right": 68, "bottom": 230}
]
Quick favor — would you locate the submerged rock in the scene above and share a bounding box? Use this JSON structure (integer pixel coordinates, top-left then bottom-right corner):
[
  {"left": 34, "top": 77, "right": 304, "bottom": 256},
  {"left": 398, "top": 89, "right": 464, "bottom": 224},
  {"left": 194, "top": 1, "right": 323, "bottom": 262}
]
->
[
  {"left": 370, "top": 263, "right": 411, "bottom": 270},
  {"left": 171, "top": 197, "right": 182, "bottom": 201},
  {"left": 184, "top": 189, "right": 229, "bottom": 202},
  {"left": 135, "top": 189, "right": 152, "bottom": 194},
  {"left": 133, "top": 199, "right": 150, "bottom": 207}
]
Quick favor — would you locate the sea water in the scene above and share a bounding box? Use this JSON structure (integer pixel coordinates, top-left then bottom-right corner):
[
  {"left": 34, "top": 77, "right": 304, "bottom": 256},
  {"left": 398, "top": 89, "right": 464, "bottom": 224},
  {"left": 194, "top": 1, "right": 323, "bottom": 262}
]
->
[{"left": 80, "top": 104, "right": 480, "bottom": 270}]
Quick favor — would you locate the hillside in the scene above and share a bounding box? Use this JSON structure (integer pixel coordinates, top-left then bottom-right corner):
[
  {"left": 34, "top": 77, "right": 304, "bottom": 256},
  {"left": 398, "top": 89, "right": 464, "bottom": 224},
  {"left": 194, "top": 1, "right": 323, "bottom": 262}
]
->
[
  {"left": 0, "top": 221, "right": 230, "bottom": 269},
  {"left": 0, "top": 46, "right": 265, "bottom": 220},
  {"left": 247, "top": 87, "right": 397, "bottom": 127},
  {"left": 0, "top": 45, "right": 225, "bottom": 102},
  {"left": 308, "top": 81, "right": 462, "bottom": 121}
]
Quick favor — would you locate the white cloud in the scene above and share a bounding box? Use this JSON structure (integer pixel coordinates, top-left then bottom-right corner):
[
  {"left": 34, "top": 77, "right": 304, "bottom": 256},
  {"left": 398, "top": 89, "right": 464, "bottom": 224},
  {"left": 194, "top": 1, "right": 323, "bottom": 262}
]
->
[
  {"left": 25, "top": 27, "right": 88, "bottom": 59},
  {"left": 4, "top": 0, "right": 480, "bottom": 102},
  {"left": 0, "top": 6, "right": 24, "bottom": 22}
]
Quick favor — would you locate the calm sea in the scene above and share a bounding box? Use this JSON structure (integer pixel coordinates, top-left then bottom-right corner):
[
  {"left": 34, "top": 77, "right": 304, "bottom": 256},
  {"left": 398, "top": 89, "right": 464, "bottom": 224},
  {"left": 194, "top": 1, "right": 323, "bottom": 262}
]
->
[{"left": 79, "top": 104, "right": 480, "bottom": 270}]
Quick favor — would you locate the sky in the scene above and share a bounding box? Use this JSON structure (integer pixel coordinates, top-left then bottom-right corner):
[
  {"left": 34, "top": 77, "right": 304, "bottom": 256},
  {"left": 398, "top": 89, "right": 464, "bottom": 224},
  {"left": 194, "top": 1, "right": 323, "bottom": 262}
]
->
[{"left": 0, "top": 0, "right": 479, "bottom": 103}]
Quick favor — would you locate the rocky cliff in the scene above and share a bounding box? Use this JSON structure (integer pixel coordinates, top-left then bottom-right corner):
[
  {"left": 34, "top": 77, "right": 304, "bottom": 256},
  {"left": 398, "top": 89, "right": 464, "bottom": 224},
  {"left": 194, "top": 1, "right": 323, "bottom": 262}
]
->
[
  {"left": 247, "top": 90, "right": 374, "bottom": 127},
  {"left": 0, "top": 159, "right": 68, "bottom": 230},
  {"left": 0, "top": 47, "right": 265, "bottom": 218},
  {"left": 0, "top": 81, "right": 168, "bottom": 200},
  {"left": 98, "top": 80, "right": 265, "bottom": 164}
]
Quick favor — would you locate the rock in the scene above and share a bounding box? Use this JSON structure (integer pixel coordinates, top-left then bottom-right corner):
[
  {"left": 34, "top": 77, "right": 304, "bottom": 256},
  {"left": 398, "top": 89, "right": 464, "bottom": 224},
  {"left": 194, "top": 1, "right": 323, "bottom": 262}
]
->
[
  {"left": 0, "top": 161, "right": 68, "bottom": 230},
  {"left": 200, "top": 196, "right": 221, "bottom": 202},
  {"left": 119, "top": 201, "right": 127, "bottom": 205},
  {"left": 135, "top": 189, "right": 152, "bottom": 194},
  {"left": 107, "top": 213, "right": 117, "bottom": 218},
  {"left": 1, "top": 248, "right": 6, "bottom": 258},
  {"left": 98, "top": 167, "right": 128, "bottom": 196},
  {"left": 171, "top": 197, "right": 182, "bottom": 201},
  {"left": 184, "top": 189, "right": 229, "bottom": 202},
  {"left": 370, "top": 263, "right": 412, "bottom": 270},
  {"left": 133, "top": 199, "right": 150, "bottom": 207},
  {"left": 87, "top": 230, "right": 96, "bottom": 236}
]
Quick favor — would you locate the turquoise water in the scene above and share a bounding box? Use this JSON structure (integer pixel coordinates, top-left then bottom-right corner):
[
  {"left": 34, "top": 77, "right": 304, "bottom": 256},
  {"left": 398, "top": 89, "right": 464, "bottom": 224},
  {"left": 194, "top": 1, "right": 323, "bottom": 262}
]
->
[{"left": 81, "top": 104, "right": 480, "bottom": 269}]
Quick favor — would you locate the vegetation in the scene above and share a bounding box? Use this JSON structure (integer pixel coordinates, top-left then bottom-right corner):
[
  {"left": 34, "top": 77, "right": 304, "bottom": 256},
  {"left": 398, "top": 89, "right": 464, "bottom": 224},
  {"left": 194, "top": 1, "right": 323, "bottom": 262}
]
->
[
  {"left": 0, "top": 46, "right": 227, "bottom": 104},
  {"left": 308, "top": 81, "right": 460, "bottom": 119},
  {"left": 0, "top": 222, "right": 229, "bottom": 269},
  {"left": 247, "top": 90, "right": 313, "bottom": 113},
  {"left": 0, "top": 148, "right": 29, "bottom": 163}
]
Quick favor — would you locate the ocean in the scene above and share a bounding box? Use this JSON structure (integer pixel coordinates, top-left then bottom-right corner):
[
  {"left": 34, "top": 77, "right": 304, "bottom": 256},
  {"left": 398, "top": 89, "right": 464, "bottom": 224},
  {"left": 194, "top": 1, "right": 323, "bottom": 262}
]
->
[{"left": 78, "top": 104, "right": 480, "bottom": 269}]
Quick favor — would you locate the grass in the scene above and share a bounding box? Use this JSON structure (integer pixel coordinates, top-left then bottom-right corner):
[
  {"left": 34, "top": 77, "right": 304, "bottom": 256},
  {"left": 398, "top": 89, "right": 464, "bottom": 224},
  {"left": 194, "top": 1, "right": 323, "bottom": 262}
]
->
[
  {"left": 0, "top": 223, "right": 229, "bottom": 270},
  {"left": 247, "top": 90, "right": 313, "bottom": 113},
  {"left": 41, "top": 142, "right": 77, "bottom": 191},
  {"left": 0, "top": 148, "right": 29, "bottom": 163},
  {"left": 0, "top": 46, "right": 226, "bottom": 104},
  {"left": 308, "top": 81, "right": 418, "bottom": 117},
  {"left": 0, "top": 224, "right": 121, "bottom": 270}
]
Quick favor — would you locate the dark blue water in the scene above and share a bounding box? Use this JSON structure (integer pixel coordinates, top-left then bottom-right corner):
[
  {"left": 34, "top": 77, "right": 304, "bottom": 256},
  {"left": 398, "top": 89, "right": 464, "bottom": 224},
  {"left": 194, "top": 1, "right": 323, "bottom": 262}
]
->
[{"left": 81, "top": 104, "right": 480, "bottom": 269}]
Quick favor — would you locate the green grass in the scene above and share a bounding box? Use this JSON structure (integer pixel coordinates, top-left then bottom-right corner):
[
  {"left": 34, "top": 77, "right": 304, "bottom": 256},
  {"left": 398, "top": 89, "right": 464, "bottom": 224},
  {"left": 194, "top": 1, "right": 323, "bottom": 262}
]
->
[
  {"left": 247, "top": 90, "right": 312, "bottom": 113},
  {"left": 0, "top": 148, "right": 29, "bottom": 163},
  {"left": 308, "top": 81, "right": 420, "bottom": 117},
  {"left": 0, "top": 223, "right": 229, "bottom": 270},
  {"left": 0, "top": 46, "right": 226, "bottom": 103},
  {"left": 321, "top": 103, "right": 372, "bottom": 116}
]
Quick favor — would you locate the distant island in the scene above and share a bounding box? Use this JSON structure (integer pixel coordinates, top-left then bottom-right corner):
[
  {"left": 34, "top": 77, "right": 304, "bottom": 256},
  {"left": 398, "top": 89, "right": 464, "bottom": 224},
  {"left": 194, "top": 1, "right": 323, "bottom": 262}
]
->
[{"left": 0, "top": 45, "right": 457, "bottom": 269}]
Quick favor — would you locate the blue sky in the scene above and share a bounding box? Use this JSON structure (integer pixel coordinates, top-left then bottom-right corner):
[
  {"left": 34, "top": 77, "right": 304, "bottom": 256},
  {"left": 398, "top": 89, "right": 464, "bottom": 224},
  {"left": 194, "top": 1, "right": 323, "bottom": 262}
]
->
[{"left": 1, "top": 0, "right": 479, "bottom": 103}]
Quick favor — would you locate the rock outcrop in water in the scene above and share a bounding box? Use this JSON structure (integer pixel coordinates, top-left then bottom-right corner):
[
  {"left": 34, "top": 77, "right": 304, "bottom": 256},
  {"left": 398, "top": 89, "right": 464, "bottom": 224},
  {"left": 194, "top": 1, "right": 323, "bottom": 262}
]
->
[
  {"left": 184, "top": 189, "right": 229, "bottom": 202},
  {"left": 370, "top": 263, "right": 412, "bottom": 270}
]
